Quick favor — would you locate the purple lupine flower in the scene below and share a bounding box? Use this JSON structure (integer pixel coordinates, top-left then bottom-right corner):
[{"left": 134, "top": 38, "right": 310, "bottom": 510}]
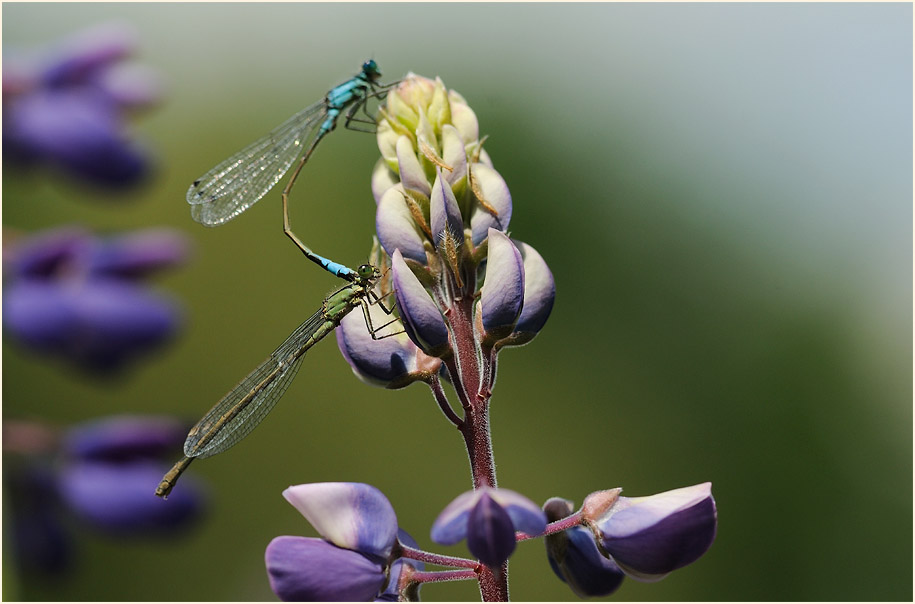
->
[
  {"left": 583, "top": 483, "right": 718, "bottom": 581},
  {"left": 3, "top": 22, "right": 162, "bottom": 188},
  {"left": 431, "top": 487, "right": 547, "bottom": 567},
  {"left": 4, "top": 415, "right": 206, "bottom": 574},
  {"left": 544, "top": 497, "right": 625, "bottom": 598},
  {"left": 266, "top": 482, "right": 408, "bottom": 601},
  {"left": 2, "top": 226, "right": 188, "bottom": 372},
  {"left": 56, "top": 415, "right": 205, "bottom": 534}
]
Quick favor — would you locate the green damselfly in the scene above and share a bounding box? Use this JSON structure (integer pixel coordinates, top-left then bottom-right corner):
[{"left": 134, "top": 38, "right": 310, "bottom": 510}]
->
[
  {"left": 186, "top": 60, "right": 396, "bottom": 281},
  {"left": 156, "top": 264, "right": 398, "bottom": 498}
]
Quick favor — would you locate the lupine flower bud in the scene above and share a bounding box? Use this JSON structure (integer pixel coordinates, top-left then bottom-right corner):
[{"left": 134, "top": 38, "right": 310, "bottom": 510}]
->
[
  {"left": 431, "top": 487, "right": 547, "bottom": 568},
  {"left": 496, "top": 239, "right": 556, "bottom": 347},
  {"left": 480, "top": 229, "right": 525, "bottom": 343},
  {"left": 584, "top": 483, "right": 717, "bottom": 581},
  {"left": 391, "top": 250, "right": 450, "bottom": 357}
]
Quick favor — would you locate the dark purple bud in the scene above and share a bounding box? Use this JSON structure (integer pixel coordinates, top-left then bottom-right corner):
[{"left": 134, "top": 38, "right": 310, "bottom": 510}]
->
[
  {"left": 57, "top": 461, "right": 203, "bottom": 534},
  {"left": 391, "top": 250, "right": 450, "bottom": 357},
  {"left": 544, "top": 498, "right": 625, "bottom": 597},
  {"left": 87, "top": 228, "right": 189, "bottom": 279},
  {"left": 596, "top": 483, "right": 717, "bottom": 580},
  {"left": 431, "top": 487, "right": 546, "bottom": 567},
  {"left": 63, "top": 415, "right": 187, "bottom": 462},
  {"left": 480, "top": 229, "right": 524, "bottom": 342},
  {"left": 466, "top": 491, "right": 517, "bottom": 567},
  {"left": 266, "top": 536, "right": 386, "bottom": 602}
]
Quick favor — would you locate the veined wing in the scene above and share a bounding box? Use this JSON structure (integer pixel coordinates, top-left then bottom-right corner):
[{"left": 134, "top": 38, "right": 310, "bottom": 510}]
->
[
  {"left": 187, "top": 99, "right": 328, "bottom": 226},
  {"left": 184, "top": 307, "right": 332, "bottom": 459}
]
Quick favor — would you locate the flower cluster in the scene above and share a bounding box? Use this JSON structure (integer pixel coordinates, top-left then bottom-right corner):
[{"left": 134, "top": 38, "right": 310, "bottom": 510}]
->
[
  {"left": 3, "top": 22, "right": 162, "bottom": 188},
  {"left": 336, "top": 74, "right": 555, "bottom": 389},
  {"left": 264, "top": 481, "right": 716, "bottom": 601},
  {"left": 2, "top": 226, "right": 188, "bottom": 372},
  {"left": 4, "top": 415, "right": 206, "bottom": 575}
]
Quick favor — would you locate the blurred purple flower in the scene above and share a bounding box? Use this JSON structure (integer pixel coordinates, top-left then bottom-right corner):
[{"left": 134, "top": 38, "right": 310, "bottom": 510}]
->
[
  {"left": 4, "top": 415, "right": 207, "bottom": 575},
  {"left": 3, "top": 22, "right": 162, "bottom": 188},
  {"left": 266, "top": 482, "right": 411, "bottom": 601},
  {"left": 2, "top": 226, "right": 189, "bottom": 373},
  {"left": 430, "top": 487, "right": 546, "bottom": 568}
]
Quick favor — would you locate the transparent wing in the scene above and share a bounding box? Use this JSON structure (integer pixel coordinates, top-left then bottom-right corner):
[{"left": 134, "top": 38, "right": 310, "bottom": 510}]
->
[
  {"left": 186, "top": 99, "right": 328, "bottom": 226},
  {"left": 184, "top": 308, "right": 332, "bottom": 459}
]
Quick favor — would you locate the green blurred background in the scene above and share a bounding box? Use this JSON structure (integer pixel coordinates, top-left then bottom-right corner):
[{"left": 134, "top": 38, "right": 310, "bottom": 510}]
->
[{"left": 3, "top": 3, "right": 911, "bottom": 601}]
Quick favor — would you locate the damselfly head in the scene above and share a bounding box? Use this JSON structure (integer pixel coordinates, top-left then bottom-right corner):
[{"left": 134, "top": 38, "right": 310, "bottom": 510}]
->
[
  {"left": 356, "top": 263, "right": 379, "bottom": 281},
  {"left": 362, "top": 59, "right": 382, "bottom": 81}
]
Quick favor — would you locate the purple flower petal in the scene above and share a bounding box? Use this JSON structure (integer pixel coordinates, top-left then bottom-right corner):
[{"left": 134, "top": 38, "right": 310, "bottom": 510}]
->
[
  {"left": 480, "top": 229, "right": 524, "bottom": 340},
  {"left": 63, "top": 415, "right": 187, "bottom": 462},
  {"left": 430, "top": 489, "right": 479, "bottom": 545},
  {"left": 391, "top": 250, "right": 450, "bottom": 356},
  {"left": 467, "top": 492, "right": 517, "bottom": 567},
  {"left": 58, "top": 461, "right": 203, "bottom": 534},
  {"left": 429, "top": 168, "right": 464, "bottom": 252},
  {"left": 487, "top": 487, "right": 547, "bottom": 537},
  {"left": 283, "top": 483, "right": 398, "bottom": 559},
  {"left": 88, "top": 228, "right": 189, "bottom": 279},
  {"left": 376, "top": 186, "right": 427, "bottom": 264},
  {"left": 266, "top": 536, "right": 386, "bottom": 602},
  {"left": 469, "top": 164, "right": 512, "bottom": 244},
  {"left": 598, "top": 483, "right": 717, "bottom": 579}
]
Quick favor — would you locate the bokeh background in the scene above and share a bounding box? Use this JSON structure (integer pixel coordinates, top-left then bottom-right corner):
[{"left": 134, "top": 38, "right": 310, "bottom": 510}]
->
[{"left": 3, "top": 3, "right": 911, "bottom": 601}]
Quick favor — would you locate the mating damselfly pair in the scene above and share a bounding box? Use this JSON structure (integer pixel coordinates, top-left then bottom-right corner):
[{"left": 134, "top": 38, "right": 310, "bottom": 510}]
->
[{"left": 157, "top": 60, "right": 401, "bottom": 498}]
